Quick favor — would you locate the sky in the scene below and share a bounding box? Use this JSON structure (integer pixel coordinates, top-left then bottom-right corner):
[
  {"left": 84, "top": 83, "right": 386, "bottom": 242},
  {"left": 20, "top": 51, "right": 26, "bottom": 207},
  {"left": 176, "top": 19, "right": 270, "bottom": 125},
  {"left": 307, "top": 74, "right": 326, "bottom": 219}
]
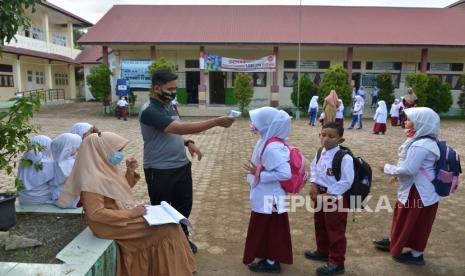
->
[{"left": 48, "top": 0, "right": 459, "bottom": 24}]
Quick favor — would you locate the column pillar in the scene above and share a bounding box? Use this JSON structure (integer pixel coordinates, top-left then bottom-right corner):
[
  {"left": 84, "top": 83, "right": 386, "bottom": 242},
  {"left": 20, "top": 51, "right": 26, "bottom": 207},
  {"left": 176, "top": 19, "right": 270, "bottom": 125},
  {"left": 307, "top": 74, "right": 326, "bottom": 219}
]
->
[
  {"left": 46, "top": 60, "right": 53, "bottom": 90},
  {"left": 347, "top": 47, "right": 353, "bottom": 84},
  {"left": 16, "top": 56, "right": 23, "bottom": 92},
  {"left": 198, "top": 46, "right": 207, "bottom": 107},
  {"left": 420, "top": 48, "right": 428, "bottom": 73},
  {"left": 43, "top": 13, "right": 50, "bottom": 53},
  {"left": 271, "top": 46, "right": 279, "bottom": 107},
  {"left": 67, "top": 22, "right": 74, "bottom": 50}
]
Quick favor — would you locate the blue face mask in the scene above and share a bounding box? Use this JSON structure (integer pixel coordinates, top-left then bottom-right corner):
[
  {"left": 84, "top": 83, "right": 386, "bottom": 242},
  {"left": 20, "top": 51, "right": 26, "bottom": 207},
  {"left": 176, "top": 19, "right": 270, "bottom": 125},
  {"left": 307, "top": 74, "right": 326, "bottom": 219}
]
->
[{"left": 108, "top": 151, "right": 124, "bottom": 166}]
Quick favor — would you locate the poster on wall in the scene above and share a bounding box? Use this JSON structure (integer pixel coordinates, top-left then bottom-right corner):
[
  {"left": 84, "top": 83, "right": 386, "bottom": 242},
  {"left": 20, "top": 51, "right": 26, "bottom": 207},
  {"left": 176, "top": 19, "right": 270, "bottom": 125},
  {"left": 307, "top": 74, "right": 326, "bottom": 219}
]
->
[
  {"left": 200, "top": 53, "right": 276, "bottom": 72},
  {"left": 120, "top": 60, "right": 152, "bottom": 88}
]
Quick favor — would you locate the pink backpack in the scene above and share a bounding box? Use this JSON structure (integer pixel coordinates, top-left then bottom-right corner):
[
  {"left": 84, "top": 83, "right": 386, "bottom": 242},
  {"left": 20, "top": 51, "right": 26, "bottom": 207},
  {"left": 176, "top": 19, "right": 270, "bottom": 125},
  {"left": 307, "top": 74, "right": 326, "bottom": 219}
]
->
[{"left": 255, "top": 137, "right": 308, "bottom": 194}]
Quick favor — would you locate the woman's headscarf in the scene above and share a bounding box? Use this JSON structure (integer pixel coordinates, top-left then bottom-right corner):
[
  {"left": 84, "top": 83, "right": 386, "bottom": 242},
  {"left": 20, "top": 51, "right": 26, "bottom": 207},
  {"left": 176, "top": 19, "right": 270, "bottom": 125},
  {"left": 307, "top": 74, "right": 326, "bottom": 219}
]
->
[
  {"left": 50, "top": 133, "right": 82, "bottom": 201},
  {"left": 404, "top": 88, "right": 418, "bottom": 104},
  {"left": 309, "top": 96, "right": 319, "bottom": 109},
  {"left": 398, "top": 107, "right": 440, "bottom": 159},
  {"left": 338, "top": 99, "right": 344, "bottom": 111},
  {"left": 376, "top": 100, "right": 387, "bottom": 117},
  {"left": 324, "top": 90, "right": 339, "bottom": 108},
  {"left": 57, "top": 132, "right": 136, "bottom": 209},
  {"left": 249, "top": 107, "right": 291, "bottom": 166},
  {"left": 17, "top": 135, "right": 54, "bottom": 191},
  {"left": 70, "top": 122, "right": 93, "bottom": 140},
  {"left": 355, "top": 95, "right": 365, "bottom": 106}
]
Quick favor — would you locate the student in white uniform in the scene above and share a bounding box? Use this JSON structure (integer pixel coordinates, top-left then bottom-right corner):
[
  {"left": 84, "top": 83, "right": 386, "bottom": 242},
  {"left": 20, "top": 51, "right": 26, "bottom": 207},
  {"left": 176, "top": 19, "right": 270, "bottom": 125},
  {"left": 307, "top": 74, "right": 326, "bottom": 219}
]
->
[
  {"left": 305, "top": 122, "right": 354, "bottom": 275},
  {"left": 348, "top": 95, "right": 364, "bottom": 129},
  {"left": 373, "top": 100, "right": 388, "bottom": 134},
  {"left": 50, "top": 133, "right": 82, "bottom": 207},
  {"left": 374, "top": 107, "right": 441, "bottom": 266},
  {"left": 308, "top": 96, "right": 319, "bottom": 126},
  {"left": 69, "top": 122, "right": 99, "bottom": 140},
  {"left": 17, "top": 135, "right": 54, "bottom": 205},
  {"left": 335, "top": 99, "right": 344, "bottom": 127},
  {"left": 242, "top": 107, "right": 293, "bottom": 273},
  {"left": 390, "top": 99, "right": 401, "bottom": 126}
]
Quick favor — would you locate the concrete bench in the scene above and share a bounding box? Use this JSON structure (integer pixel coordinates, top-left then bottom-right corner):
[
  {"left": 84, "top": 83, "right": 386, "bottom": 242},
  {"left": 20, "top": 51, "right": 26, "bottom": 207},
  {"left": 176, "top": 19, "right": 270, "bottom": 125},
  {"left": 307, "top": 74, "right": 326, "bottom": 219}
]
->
[{"left": 15, "top": 202, "right": 83, "bottom": 215}]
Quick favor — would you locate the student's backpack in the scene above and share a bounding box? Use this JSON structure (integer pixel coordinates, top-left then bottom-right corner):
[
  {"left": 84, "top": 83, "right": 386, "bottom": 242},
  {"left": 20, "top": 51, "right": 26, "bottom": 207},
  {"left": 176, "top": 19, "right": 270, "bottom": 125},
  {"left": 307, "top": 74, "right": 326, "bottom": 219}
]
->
[
  {"left": 258, "top": 138, "right": 308, "bottom": 194},
  {"left": 316, "top": 146, "right": 372, "bottom": 209},
  {"left": 418, "top": 136, "right": 462, "bottom": 197}
]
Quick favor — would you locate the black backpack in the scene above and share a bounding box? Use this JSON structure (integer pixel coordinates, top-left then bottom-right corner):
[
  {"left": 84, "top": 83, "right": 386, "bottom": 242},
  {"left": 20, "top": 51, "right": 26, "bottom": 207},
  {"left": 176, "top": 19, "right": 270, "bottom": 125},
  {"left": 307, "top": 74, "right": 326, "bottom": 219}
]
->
[{"left": 316, "top": 146, "right": 372, "bottom": 209}]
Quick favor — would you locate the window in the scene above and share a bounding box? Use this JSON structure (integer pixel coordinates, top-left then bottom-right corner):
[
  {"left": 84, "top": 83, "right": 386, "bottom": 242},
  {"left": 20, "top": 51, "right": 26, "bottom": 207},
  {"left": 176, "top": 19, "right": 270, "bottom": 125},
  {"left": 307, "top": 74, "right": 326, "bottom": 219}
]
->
[
  {"left": 343, "top": 61, "right": 362, "bottom": 70},
  {"left": 0, "top": 74, "right": 14, "bottom": 87},
  {"left": 283, "top": 71, "right": 324, "bottom": 87},
  {"left": 29, "top": 27, "right": 44, "bottom": 40},
  {"left": 421, "top": 63, "right": 464, "bottom": 72},
  {"left": 185, "top": 60, "right": 199, "bottom": 68},
  {"left": 0, "top": 64, "right": 13, "bottom": 73},
  {"left": 361, "top": 73, "right": 401, "bottom": 88},
  {"left": 36, "top": 71, "right": 45, "bottom": 85},
  {"left": 284, "top": 60, "right": 330, "bottom": 69},
  {"left": 430, "top": 74, "right": 462, "bottom": 90},
  {"left": 52, "top": 33, "right": 67, "bottom": 46},
  {"left": 231, "top": 72, "right": 267, "bottom": 87},
  {"left": 27, "top": 70, "right": 33, "bottom": 82},
  {"left": 55, "top": 73, "right": 68, "bottom": 86},
  {"left": 366, "top": 62, "right": 401, "bottom": 71},
  {"left": 284, "top": 60, "right": 297, "bottom": 69}
]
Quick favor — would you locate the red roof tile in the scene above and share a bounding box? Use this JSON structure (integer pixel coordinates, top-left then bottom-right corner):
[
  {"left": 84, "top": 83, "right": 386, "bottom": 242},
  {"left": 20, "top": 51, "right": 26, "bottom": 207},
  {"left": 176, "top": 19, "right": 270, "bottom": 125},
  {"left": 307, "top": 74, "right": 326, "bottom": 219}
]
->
[
  {"left": 3, "top": 46, "right": 78, "bottom": 64},
  {"left": 75, "top": 46, "right": 103, "bottom": 64},
  {"left": 79, "top": 5, "right": 465, "bottom": 47}
]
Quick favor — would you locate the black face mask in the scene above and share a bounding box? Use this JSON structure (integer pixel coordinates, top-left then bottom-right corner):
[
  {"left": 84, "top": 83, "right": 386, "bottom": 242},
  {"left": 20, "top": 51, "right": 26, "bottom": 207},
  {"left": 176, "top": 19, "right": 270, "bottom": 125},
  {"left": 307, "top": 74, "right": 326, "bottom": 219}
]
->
[{"left": 158, "top": 90, "right": 176, "bottom": 102}]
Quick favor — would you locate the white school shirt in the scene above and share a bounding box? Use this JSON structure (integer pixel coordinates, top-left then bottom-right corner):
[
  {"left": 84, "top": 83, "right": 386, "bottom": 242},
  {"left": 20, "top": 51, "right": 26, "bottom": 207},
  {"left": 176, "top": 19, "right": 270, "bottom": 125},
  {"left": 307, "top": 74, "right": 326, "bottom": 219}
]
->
[
  {"left": 309, "top": 146, "right": 354, "bottom": 199},
  {"left": 117, "top": 99, "right": 128, "bottom": 107},
  {"left": 353, "top": 102, "right": 363, "bottom": 115},
  {"left": 384, "top": 140, "right": 440, "bottom": 207},
  {"left": 247, "top": 142, "right": 291, "bottom": 214},
  {"left": 336, "top": 104, "right": 344, "bottom": 119},
  {"left": 390, "top": 104, "right": 400, "bottom": 117},
  {"left": 373, "top": 110, "right": 387, "bottom": 124}
]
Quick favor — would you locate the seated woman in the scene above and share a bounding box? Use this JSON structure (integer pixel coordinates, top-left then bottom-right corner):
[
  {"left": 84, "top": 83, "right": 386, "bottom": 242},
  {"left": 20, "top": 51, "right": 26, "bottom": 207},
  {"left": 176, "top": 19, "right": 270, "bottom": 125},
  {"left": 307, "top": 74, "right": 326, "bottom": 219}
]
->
[
  {"left": 50, "top": 133, "right": 82, "bottom": 207},
  {"left": 17, "top": 135, "right": 54, "bottom": 205},
  {"left": 57, "top": 132, "right": 196, "bottom": 276},
  {"left": 69, "top": 122, "right": 99, "bottom": 140}
]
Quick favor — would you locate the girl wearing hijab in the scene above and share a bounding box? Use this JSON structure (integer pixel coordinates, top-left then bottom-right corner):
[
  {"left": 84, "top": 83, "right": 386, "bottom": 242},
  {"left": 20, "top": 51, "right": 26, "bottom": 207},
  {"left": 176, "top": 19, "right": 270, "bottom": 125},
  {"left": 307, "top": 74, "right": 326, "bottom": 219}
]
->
[
  {"left": 335, "top": 99, "right": 344, "bottom": 127},
  {"left": 57, "top": 132, "right": 196, "bottom": 276},
  {"left": 17, "top": 135, "right": 54, "bottom": 205},
  {"left": 374, "top": 107, "right": 441, "bottom": 265},
  {"left": 348, "top": 95, "right": 364, "bottom": 129},
  {"left": 69, "top": 122, "right": 99, "bottom": 140},
  {"left": 390, "top": 99, "right": 401, "bottom": 126},
  {"left": 373, "top": 100, "right": 388, "bottom": 135},
  {"left": 323, "top": 90, "right": 340, "bottom": 125},
  {"left": 308, "top": 96, "right": 319, "bottom": 126},
  {"left": 357, "top": 86, "right": 366, "bottom": 99},
  {"left": 50, "top": 133, "right": 82, "bottom": 206},
  {"left": 403, "top": 88, "right": 418, "bottom": 109},
  {"left": 242, "top": 107, "right": 293, "bottom": 273}
]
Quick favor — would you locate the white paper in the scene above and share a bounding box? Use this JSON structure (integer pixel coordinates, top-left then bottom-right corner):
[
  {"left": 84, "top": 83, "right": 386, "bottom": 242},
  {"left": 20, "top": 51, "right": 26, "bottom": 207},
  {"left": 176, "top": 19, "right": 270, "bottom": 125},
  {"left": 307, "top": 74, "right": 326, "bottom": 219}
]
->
[{"left": 143, "top": 201, "right": 192, "bottom": 228}]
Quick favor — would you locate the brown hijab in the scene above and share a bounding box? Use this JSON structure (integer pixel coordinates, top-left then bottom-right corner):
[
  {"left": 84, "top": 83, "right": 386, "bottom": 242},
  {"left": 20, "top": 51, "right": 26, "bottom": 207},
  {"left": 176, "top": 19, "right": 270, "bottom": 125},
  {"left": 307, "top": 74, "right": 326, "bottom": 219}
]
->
[
  {"left": 57, "top": 132, "right": 136, "bottom": 209},
  {"left": 323, "top": 90, "right": 339, "bottom": 124}
]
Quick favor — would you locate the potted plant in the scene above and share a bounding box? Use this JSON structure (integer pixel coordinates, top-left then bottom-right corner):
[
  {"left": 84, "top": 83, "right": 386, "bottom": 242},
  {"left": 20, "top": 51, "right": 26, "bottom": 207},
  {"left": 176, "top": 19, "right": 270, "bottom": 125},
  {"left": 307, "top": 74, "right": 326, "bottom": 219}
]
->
[{"left": 0, "top": 190, "right": 17, "bottom": 231}]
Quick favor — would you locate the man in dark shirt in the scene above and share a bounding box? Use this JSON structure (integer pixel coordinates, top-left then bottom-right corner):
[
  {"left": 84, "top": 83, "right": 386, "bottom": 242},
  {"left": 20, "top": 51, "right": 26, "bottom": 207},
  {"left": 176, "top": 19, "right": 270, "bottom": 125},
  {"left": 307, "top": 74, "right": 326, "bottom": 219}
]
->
[{"left": 139, "top": 69, "right": 234, "bottom": 253}]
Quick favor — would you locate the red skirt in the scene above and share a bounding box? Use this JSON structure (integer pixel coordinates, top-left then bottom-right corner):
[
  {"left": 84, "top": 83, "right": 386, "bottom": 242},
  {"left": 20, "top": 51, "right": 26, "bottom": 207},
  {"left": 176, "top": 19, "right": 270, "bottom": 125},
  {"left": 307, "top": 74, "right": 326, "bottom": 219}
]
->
[
  {"left": 243, "top": 211, "right": 293, "bottom": 264},
  {"left": 390, "top": 185, "right": 438, "bottom": 257},
  {"left": 119, "top": 106, "right": 126, "bottom": 119},
  {"left": 373, "top": 123, "right": 387, "bottom": 133},
  {"left": 391, "top": 117, "right": 398, "bottom": 126},
  {"left": 335, "top": 118, "right": 344, "bottom": 127}
]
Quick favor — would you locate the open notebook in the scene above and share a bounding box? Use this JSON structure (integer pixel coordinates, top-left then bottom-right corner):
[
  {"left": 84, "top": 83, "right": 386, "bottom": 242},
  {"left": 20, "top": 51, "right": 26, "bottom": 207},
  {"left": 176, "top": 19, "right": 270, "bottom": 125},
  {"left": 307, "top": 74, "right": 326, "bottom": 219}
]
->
[{"left": 143, "top": 201, "right": 192, "bottom": 228}]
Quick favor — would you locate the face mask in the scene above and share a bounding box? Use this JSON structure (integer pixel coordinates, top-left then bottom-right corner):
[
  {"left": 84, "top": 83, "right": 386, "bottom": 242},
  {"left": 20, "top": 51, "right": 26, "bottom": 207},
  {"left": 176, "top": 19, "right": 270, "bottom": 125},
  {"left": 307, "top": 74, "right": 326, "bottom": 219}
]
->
[
  {"left": 108, "top": 151, "right": 124, "bottom": 166},
  {"left": 159, "top": 89, "right": 176, "bottom": 102}
]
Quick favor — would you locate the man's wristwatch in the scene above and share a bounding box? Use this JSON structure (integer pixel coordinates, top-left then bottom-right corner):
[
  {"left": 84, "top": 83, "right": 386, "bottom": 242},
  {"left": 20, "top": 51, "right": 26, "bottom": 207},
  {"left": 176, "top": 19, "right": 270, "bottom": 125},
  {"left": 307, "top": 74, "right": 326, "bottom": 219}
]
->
[{"left": 184, "top": 139, "right": 195, "bottom": 147}]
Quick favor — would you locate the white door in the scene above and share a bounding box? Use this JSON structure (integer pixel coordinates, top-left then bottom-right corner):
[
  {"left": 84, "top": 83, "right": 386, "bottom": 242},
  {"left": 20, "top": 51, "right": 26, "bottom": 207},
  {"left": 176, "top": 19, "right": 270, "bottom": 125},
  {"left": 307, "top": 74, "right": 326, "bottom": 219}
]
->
[{"left": 27, "top": 70, "right": 34, "bottom": 91}]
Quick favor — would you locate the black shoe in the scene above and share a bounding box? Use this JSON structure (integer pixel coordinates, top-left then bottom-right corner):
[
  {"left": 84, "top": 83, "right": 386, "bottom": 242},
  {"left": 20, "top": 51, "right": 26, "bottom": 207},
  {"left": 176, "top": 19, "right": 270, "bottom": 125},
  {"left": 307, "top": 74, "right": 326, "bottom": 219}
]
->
[
  {"left": 348, "top": 127, "right": 354, "bottom": 129},
  {"left": 248, "top": 259, "right": 281, "bottom": 273},
  {"left": 356, "top": 127, "right": 362, "bottom": 130},
  {"left": 304, "top": 250, "right": 329, "bottom": 262},
  {"left": 393, "top": 251, "right": 425, "bottom": 266},
  {"left": 372, "top": 238, "right": 390, "bottom": 252},
  {"left": 316, "top": 263, "right": 345, "bottom": 275},
  {"left": 189, "top": 240, "right": 198, "bottom": 254}
]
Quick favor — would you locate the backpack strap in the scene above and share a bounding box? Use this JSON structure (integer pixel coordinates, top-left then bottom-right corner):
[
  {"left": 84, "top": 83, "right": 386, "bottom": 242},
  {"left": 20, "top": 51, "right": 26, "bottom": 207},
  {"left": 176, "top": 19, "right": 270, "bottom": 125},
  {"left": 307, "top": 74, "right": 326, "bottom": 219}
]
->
[
  {"left": 260, "top": 137, "right": 286, "bottom": 159},
  {"left": 332, "top": 149, "right": 349, "bottom": 181},
  {"left": 316, "top": 147, "right": 323, "bottom": 163}
]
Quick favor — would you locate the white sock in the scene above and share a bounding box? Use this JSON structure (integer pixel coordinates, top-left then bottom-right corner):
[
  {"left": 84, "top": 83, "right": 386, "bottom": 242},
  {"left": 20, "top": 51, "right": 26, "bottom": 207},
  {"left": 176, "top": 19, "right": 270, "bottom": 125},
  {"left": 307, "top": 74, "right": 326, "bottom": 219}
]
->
[
  {"left": 266, "top": 259, "right": 275, "bottom": 265},
  {"left": 411, "top": 250, "right": 423, "bottom": 257}
]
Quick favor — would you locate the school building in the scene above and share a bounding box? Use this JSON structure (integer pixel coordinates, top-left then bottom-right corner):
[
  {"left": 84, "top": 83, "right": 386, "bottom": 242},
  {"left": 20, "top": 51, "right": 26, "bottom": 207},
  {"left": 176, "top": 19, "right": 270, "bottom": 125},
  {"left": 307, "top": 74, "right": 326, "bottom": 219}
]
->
[{"left": 0, "top": 1, "right": 92, "bottom": 102}]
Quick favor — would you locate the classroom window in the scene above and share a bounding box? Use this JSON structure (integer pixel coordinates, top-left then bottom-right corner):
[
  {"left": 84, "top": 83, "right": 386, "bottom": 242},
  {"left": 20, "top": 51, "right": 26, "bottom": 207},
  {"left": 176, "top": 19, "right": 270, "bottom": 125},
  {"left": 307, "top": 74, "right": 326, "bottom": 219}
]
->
[
  {"left": 343, "top": 61, "right": 362, "bottom": 70},
  {"left": 283, "top": 71, "right": 324, "bottom": 87},
  {"left": 55, "top": 73, "right": 69, "bottom": 86},
  {"left": 36, "top": 71, "right": 45, "bottom": 85},
  {"left": 185, "top": 60, "right": 199, "bottom": 68},
  {"left": 430, "top": 74, "right": 462, "bottom": 89},
  {"left": 52, "top": 33, "right": 67, "bottom": 46},
  {"left": 231, "top": 72, "right": 266, "bottom": 87},
  {"left": 27, "top": 70, "right": 33, "bottom": 82},
  {"left": 0, "top": 74, "right": 14, "bottom": 87},
  {"left": 284, "top": 60, "right": 297, "bottom": 69},
  {"left": 0, "top": 64, "right": 13, "bottom": 72},
  {"left": 366, "top": 61, "right": 401, "bottom": 71}
]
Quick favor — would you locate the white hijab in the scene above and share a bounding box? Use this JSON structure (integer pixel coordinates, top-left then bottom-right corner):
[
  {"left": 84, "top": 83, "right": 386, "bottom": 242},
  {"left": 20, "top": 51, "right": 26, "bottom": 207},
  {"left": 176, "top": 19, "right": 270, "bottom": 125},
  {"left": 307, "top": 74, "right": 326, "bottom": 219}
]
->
[
  {"left": 250, "top": 107, "right": 292, "bottom": 166},
  {"left": 355, "top": 95, "right": 365, "bottom": 106},
  {"left": 69, "top": 122, "right": 93, "bottom": 139},
  {"left": 376, "top": 100, "right": 387, "bottom": 116},
  {"left": 50, "top": 133, "right": 82, "bottom": 200},
  {"left": 338, "top": 99, "right": 344, "bottom": 111},
  {"left": 399, "top": 107, "right": 440, "bottom": 159},
  {"left": 309, "top": 96, "right": 319, "bottom": 108},
  {"left": 17, "top": 135, "right": 54, "bottom": 191}
]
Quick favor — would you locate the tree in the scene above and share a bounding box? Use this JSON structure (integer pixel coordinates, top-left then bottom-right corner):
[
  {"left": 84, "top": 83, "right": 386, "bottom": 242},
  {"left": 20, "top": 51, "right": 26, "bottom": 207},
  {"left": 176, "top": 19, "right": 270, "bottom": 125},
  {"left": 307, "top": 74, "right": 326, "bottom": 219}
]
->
[
  {"left": 291, "top": 75, "right": 316, "bottom": 112},
  {"left": 0, "top": 0, "right": 40, "bottom": 53},
  {"left": 73, "top": 28, "right": 85, "bottom": 50},
  {"left": 424, "top": 75, "right": 453, "bottom": 113},
  {"left": 0, "top": 95, "right": 41, "bottom": 190},
  {"left": 233, "top": 73, "right": 254, "bottom": 115},
  {"left": 318, "top": 64, "right": 351, "bottom": 107},
  {"left": 149, "top": 57, "right": 176, "bottom": 76},
  {"left": 376, "top": 73, "right": 395, "bottom": 107},
  {"left": 406, "top": 73, "right": 429, "bottom": 106},
  {"left": 458, "top": 75, "right": 465, "bottom": 115},
  {"left": 86, "top": 64, "right": 112, "bottom": 110}
]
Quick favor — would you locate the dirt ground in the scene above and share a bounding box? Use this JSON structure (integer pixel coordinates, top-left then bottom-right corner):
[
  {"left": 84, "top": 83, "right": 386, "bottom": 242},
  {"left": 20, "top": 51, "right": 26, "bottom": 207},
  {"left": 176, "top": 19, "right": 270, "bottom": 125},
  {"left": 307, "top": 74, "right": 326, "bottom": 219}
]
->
[
  {"left": 0, "top": 102, "right": 464, "bottom": 275},
  {"left": 0, "top": 214, "right": 81, "bottom": 263}
]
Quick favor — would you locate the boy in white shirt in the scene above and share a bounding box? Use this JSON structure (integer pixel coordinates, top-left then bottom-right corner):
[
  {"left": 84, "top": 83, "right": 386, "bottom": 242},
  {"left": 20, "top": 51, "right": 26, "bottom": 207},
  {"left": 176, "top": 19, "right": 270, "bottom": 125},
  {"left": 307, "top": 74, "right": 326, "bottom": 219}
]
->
[
  {"left": 305, "top": 122, "right": 354, "bottom": 276},
  {"left": 117, "top": 96, "right": 129, "bottom": 121}
]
